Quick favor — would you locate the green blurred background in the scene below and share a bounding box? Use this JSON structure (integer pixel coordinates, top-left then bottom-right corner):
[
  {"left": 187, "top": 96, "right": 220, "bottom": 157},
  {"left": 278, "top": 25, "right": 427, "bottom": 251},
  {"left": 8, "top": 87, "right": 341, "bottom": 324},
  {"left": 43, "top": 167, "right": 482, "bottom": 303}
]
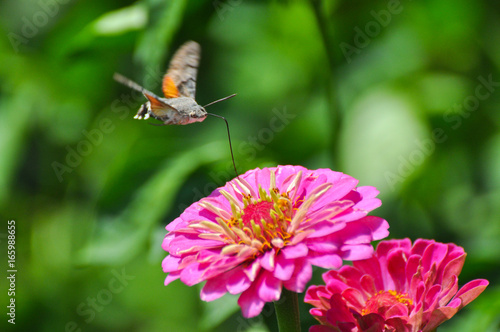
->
[{"left": 1, "top": 0, "right": 499, "bottom": 331}]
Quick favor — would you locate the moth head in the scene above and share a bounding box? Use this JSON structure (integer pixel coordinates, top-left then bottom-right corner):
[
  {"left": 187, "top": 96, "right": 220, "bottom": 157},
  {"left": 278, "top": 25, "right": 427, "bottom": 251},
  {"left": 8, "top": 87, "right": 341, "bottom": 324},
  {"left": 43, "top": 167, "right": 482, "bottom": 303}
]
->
[
  {"left": 188, "top": 105, "right": 207, "bottom": 123},
  {"left": 193, "top": 105, "right": 206, "bottom": 116}
]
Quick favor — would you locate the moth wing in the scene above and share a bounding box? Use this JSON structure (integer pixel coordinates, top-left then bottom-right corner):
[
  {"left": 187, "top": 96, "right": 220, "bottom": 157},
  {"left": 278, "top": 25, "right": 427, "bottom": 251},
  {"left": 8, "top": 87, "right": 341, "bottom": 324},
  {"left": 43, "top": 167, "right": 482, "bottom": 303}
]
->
[
  {"left": 162, "top": 41, "right": 200, "bottom": 99},
  {"left": 162, "top": 76, "right": 180, "bottom": 98},
  {"left": 144, "top": 93, "right": 178, "bottom": 119},
  {"left": 113, "top": 73, "right": 180, "bottom": 122}
]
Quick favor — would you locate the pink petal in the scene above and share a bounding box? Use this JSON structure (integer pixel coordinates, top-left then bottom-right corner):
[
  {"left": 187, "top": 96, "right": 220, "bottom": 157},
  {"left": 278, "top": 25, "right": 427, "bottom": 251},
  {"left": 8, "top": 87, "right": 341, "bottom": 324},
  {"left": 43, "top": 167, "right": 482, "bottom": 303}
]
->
[
  {"left": 359, "top": 274, "right": 377, "bottom": 296},
  {"left": 377, "top": 238, "right": 412, "bottom": 257},
  {"left": 243, "top": 260, "right": 261, "bottom": 282},
  {"left": 306, "top": 240, "right": 340, "bottom": 253},
  {"left": 227, "top": 269, "right": 252, "bottom": 294},
  {"left": 341, "top": 288, "right": 366, "bottom": 310},
  {"left": 439, "top": 252, "right": 466, "bottom": 288},
  {"left": 357, "top": 197, "right": 381, "bottom": 212},
  {"left": 326, "top": 216, "right": 388, "bottom": 247},
  {"left": 448, "top": 279, "right": 489, "bottom": 307},
  {"left": 354, "top": 313, "right": 386, "bottom": 331},
  {"left": 326, "top": 293, "right": 357, "bottom": 324},
  {"left": 308, "top": 253, "right": 343, "bottom": 269},
  {"left": 306, "top": 220, "right": 347, "bottom": 238},
  {"left": 238, "top": 286, "right": 266, "bottom": 318},
  {"left": 406, "top": 255, "right": 421, "bottom": 288},
  {"left": 356, "top": 185, "right": 380, "bottom": 199},
  {"left": 201, "top": 278, "right": 228, "bottom": 301},
  {"left": 162, "top": 255, "right": 181, "bottom": 272},
  {"left": 353, "top": 257, "right": 384, "bottom": 291},
  {"left": 257, "top": 272, "right": 282, "bottom": 302},
  {"left": 340, "top": 243, "right": 374, "bottom": 261},
  {"left": 421, "top": 242, "right": 448, "bottom": 273},
  {"left": 255, "top": 167, "right": 271, "bottom": 191},
  {"left": 314, "top": 177, "right": 359, "bottom": 208},
  {"left": 179, "top": 262, "right": 209, "bottom": 286},
  {"left": 358, "top": 216, "right": 390, "bottom": 241},
  {"left": 314, "top": 168, "right": 344, "bottom": 183},
  {"left": 411, "top": 239, "right": 435, "bottom": 256},
  {"left": 387, "top": 248, "right": 409, "bottom": 291},
  {"left": 423, "top": 284, "right": 442, "bottom": 311},
  {"left": 385, "top": 302, "right": 411, "bottom": 317},
  {"left": 424, "top": 306, "right": 459, "bottom": 331},
  {"left": 385, "top": 317, "right": 412, "bottom": 332},
  {"left": 281, "top": 243, "right": 309, "bottom": 259},
  {"left": 284, "top": 259, "right": 312, "bottom": 292},
  {"left": 259, "top": 249, "right": 276, "bottom": 272},
  {"left": 164, "top": 271, "right": 180, "bottom": 286},
  {"left": 336, "top": 266, "right": 365, "bottom": 289},
  {"left": 327, "top": 177, "right": 359, "bottom": 199},
  {"left": 310, "top": 326, "right": 338, "bottom": 332},
  {"left": 168, "top": 234, "right": 223, "bottom": 255},
  {"left": 437, "top": 275, "right": 458, "bottom": 307},
  {"left": 274, "top": 256, "right": 295, "bottom": 280}
]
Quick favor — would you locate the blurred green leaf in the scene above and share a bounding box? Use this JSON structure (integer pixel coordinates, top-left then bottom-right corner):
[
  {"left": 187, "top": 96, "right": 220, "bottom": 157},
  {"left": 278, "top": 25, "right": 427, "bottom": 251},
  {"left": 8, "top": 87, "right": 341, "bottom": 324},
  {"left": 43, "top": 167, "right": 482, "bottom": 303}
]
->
[
  {"left": 135, "top": 0, "right": 188, "bottom": 73},
  {"left": 0, "top": 85, "right": 36, "bottom": 206},
  {"left": 76, "top": 141, "right": 230, "bottom": 266},
  {"left": 199, "top": 293, "right": 239, "bottom": 331},
  {"left": 340, "top": 86, "right": 427, "bottom": 194},
  {"left": 91, "top": 4, "right": 147, "bottom": 36}
]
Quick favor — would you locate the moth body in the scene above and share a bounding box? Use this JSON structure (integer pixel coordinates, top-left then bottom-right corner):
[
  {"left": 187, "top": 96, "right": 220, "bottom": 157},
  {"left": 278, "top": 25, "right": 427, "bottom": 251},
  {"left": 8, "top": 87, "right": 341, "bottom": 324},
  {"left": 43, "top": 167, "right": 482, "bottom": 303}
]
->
[
  {"left": 115, "top": 41, "right": 205, "bottom": 126},
  {"left": 135, "top": 97, "right": 207, "bottom": 125}
]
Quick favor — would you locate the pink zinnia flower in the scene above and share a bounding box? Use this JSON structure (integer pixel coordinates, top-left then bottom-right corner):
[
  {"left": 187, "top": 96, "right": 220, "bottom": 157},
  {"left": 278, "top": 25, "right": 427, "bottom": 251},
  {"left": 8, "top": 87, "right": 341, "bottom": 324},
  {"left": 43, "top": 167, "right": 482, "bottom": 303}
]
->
[
  {"left": 162, "top": 165, "right": 389, "bottom": 317},
  {"left": 305, "top": 238, "right": 489, "bottom": 332}
]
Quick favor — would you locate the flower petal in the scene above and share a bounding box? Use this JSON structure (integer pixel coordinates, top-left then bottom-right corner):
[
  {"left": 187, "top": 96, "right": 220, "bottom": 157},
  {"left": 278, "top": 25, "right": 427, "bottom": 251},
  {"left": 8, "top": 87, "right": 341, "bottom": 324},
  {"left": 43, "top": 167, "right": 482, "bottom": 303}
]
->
[
  {"left": 238, "top": 286, "right": 266, "bottom": 318},
  {"left": 274, "top": 256, "right": 295, "bottom": 281},
  {"left": 201, "top": 278, "right": 228, "bottom": 301},
  {"left": 305, "top": 238, "right": 489, "bottom": 332},
  {"left": 257, "top": 271, "right": 282, "bottom": 302},
  {"left": 281, "top": 243, "right": 309, "bottom": 259},
  {"left": 227, "top": 269, "right": 252, "bottom": 294}
]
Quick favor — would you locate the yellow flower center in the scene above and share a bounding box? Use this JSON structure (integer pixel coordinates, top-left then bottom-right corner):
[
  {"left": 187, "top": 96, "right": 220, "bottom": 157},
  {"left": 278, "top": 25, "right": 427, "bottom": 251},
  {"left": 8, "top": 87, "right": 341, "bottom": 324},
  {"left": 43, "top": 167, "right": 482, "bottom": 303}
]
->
[
  {"left": 228, "top": 188, "right": 293, "bottom": 252},
  {"left": 190, "top": 171, "right": 332, "bottom": 257},
  {"left": 361, "top": 290, "right": 413, "bottom": 317}
]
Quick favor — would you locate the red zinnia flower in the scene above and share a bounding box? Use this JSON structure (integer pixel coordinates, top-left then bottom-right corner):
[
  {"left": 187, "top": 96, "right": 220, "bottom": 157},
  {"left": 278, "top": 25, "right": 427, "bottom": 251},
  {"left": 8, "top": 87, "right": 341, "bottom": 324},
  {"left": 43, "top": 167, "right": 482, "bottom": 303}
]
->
[{"left": 305, "top": 238, "right": 489, "bottom": 332}]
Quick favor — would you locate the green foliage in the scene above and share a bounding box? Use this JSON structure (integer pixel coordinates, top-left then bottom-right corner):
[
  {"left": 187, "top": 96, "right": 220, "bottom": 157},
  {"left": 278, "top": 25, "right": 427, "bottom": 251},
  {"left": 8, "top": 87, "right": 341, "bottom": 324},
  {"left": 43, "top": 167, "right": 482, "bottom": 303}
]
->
[{"left": 0, "top": 0, "right": 499, "bottom": 331}]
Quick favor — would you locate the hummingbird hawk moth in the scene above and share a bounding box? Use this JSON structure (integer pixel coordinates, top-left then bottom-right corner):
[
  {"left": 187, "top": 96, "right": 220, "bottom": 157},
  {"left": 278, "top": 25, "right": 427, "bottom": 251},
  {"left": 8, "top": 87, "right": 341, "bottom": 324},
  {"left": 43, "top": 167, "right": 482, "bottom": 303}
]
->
[
  {"left": 114, "top": 40, "right": 235, "bottom": 125},
  {"left": 113, "top": 41, "right": 239, "bottom": 176}
]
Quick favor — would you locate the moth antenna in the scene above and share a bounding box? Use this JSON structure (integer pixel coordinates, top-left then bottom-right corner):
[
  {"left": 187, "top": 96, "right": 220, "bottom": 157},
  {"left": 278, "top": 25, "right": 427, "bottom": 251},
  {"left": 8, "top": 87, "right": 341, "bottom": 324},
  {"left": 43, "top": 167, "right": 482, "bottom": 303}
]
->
[
  {"left": 207, "top": 113, "right": 239, "bottom": 178},
  {"left": 113, "top": 73, "right": 163, "bottom": 100},
  {"left": 203, "top": 94, "right": 237, "bottom": 108}
]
